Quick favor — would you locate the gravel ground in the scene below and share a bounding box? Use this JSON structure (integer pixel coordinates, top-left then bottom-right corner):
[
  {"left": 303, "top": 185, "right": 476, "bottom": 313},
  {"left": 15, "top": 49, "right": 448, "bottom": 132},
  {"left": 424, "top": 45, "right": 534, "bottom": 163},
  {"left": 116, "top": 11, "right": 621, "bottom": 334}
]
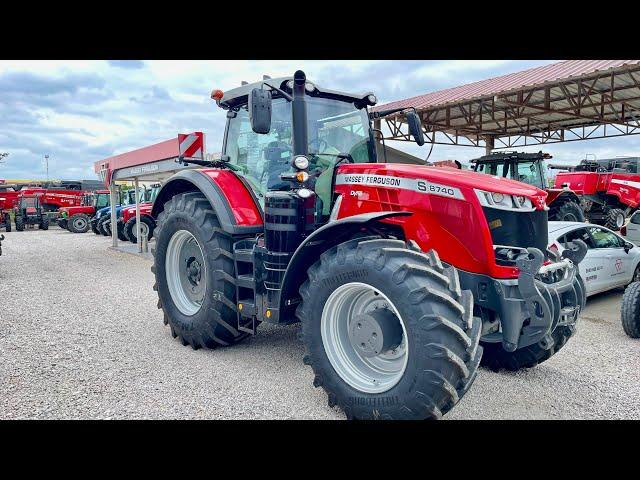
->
[{"left": 1, "top": 228, "right": 639, "bottom": 420}]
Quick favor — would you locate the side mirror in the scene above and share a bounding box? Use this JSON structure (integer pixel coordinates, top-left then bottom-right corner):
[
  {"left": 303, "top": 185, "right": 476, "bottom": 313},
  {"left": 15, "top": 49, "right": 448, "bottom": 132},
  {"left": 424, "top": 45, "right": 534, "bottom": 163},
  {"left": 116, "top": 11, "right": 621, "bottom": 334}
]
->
[
  {"left": 249, "top": 88, "right": 272, "bottom": 134},
  {"left": 625, "top": 241, "right": 634, "bottom": 253},
  {"left": 405, "top": 111, "right": 425, "bottom": 146}
]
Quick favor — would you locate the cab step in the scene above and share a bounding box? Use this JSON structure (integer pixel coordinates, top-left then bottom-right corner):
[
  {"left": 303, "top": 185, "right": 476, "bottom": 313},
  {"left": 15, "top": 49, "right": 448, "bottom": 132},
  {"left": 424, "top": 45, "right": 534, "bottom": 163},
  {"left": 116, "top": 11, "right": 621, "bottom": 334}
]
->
[{"left": 233, "top": 239, "right": 258, "bottom": 335}]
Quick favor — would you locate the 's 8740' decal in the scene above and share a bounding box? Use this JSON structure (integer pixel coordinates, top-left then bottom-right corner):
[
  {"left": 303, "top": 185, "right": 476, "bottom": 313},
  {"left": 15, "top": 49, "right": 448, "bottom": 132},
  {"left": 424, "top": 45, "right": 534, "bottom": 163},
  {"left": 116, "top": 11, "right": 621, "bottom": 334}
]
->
[{"left": 335, "top": 174, "right": 464, "bottom": 200}]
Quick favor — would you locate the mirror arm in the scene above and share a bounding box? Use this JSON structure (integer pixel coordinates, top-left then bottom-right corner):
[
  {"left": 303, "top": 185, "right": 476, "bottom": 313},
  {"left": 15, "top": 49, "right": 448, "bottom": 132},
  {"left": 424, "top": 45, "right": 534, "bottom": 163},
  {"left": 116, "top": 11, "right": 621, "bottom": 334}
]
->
[
  {"left": 372, "top": 129, "right": 388, "bottom": 163},
  {"left": 263, "top": 82, "right": 293, "bottom": 102}
]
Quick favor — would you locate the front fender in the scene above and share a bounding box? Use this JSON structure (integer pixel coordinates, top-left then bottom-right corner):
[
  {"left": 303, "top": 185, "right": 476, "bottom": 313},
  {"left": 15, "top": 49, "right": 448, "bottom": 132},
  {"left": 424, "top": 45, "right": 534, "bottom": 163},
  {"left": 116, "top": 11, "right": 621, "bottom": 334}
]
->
[
  {"left": 279, "top": 211, "right": 412, "bottom": 316},
  {"left": 151, "top": 169, "right": 263, "bottom": 235}
]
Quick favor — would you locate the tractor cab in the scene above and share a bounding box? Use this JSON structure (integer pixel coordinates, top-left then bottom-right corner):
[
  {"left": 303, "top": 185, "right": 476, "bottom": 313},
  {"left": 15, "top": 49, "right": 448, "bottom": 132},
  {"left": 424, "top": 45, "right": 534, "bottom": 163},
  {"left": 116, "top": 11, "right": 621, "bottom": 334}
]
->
[
  {"left": 213, "top": 73, "right": 424, "bottom": 219},
  {"left": 472, "top": 151, "right": 550, "bottom": 190},
  {"left": 93, "top": 191, "right": 110, "bottom": 209}
]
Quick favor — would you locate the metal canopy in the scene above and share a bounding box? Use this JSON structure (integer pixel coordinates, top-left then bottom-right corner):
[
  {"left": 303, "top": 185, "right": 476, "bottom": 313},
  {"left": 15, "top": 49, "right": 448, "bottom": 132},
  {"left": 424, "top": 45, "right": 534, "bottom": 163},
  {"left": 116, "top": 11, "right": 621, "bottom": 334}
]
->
[{"left": 376, "top": 60, "right": 640, "bottom": 151}]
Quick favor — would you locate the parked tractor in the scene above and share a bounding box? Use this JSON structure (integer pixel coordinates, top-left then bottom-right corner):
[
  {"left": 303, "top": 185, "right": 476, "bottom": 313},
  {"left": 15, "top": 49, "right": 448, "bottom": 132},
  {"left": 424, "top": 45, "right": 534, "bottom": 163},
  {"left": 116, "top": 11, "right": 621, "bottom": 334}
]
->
[
  {"left": 554, "top": 156, "right": 640, "bottom": 231},
  {"left": 59, "top": 190, "right": 110, "bottom": 233},
  {"left": 0, "top": 197, "right": 11, "bottom": 232},
  {"left": 472, "top": 151, "right": 585, "bottom": 222},
  {"left": 116, "top": 183, "right": 161, "bottom": 243},
  {"left": 92, "top": 188, "right": 139, "bottom": 236},
  {"left": 150, "top": 72, "right": 587, "bottom": 420},
  {"left": 14, "top": 193, "right": 49, "bottom": 231}
]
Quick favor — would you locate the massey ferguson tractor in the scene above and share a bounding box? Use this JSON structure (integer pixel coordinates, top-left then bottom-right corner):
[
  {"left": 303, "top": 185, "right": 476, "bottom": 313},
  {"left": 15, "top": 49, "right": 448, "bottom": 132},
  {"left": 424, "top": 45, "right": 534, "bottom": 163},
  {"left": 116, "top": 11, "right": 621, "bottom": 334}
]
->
[
  {"left": 150, "top": 71, "right": 587, "bottom": 420},
  {"left": 0, "top": 197, "right": 11, "bottom": 232},
  {"left": 58, "top": 190, "right": 111, "bottom": 233},
  {"left": 554, "top": 156, "right": 640, "bottom": 231},
  {"left": 14, "top": 193, "right": 49, "bottom": 231},
  {"left": 472, "top": 151, "right": 585, "bottom": 222}
]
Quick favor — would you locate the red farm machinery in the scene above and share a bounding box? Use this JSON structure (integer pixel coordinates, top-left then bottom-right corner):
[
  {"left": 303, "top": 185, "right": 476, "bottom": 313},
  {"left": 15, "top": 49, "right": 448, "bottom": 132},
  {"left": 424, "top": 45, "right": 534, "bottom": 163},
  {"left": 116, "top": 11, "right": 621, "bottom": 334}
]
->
[
  {"left": 149, "top": 71, "right": 587, "bottom": 420},
  {"left": 472, "top": 151, "right": 585, "bottom": 223},
  {"left": 553, "top": 156, "right": 640, "bottom": 230},
  {"left": 13, "top": 193, "right": 49, "bottom": 231},
  {"left": 58, "top": 190, "right": 111, "bottom": 233}
]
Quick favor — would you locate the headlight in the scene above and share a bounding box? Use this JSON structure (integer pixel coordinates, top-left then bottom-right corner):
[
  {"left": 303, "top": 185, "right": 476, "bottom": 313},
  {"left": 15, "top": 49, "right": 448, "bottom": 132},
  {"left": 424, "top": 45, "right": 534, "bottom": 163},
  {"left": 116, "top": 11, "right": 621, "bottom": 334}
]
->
[
  {"left": 293, "top": 155, "right": 309, "bottom": 170},
  {"left": 475, "top": 189, "right": 534, "bottom": 211},
  {"left": 305, "top": 82, "right": 316, "bottom": 93},
  {"left": 367, "top": 94, "right": 377, "bottom": 105},
  {"left": 297, "top": 188, "right": 314, "bottom": 199}
]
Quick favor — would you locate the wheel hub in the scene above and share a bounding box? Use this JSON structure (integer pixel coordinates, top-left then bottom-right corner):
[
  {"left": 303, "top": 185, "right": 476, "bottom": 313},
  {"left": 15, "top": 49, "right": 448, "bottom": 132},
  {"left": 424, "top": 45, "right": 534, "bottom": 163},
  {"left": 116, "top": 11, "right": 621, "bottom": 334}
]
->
[
  {"left": 349, "top": 309, "right": 402, "bottom": 358},
  {"left": 186, "top": 257, "right": 202, "bottom": 286}
]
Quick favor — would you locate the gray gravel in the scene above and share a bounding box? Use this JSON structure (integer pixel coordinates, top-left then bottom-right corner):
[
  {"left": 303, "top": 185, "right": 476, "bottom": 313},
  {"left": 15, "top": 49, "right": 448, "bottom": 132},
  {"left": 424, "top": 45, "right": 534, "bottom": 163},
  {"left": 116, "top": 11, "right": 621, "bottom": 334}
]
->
[{"left": 1, "top": 228, "right": 639, "bottom": 419}]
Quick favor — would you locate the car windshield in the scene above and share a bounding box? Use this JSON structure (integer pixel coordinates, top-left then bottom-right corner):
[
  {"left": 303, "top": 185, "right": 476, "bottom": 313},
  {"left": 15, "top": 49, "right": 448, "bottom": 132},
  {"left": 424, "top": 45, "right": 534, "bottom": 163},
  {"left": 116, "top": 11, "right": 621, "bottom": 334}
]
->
[{"left": 224, "top": 96, "right": 374, "bottom": 214}]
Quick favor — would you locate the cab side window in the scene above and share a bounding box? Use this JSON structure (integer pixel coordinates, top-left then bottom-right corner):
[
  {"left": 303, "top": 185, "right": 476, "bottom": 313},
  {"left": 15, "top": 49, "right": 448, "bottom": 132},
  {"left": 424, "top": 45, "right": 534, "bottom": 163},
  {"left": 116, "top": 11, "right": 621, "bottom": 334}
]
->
[{"left": 588, "top": 227, "right": 622, "bottom": 249}]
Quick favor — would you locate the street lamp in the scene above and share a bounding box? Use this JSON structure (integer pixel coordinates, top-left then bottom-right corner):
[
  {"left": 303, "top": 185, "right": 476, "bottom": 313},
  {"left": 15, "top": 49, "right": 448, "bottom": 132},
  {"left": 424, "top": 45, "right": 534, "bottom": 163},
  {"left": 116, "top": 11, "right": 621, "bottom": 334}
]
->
[{"left": 44, "top": 154, "right": 49, "bottom": 184}]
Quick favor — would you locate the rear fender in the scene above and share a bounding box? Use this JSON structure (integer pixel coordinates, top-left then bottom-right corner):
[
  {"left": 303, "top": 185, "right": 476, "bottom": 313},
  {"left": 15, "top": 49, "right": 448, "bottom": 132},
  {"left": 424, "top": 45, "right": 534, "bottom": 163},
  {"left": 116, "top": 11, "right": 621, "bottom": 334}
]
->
[
  {"left": 151, "top": 169, "right": 263, "bottom": 235},
  {"left": 279, "top": 211, "right": 412, "bottom": 318},
  {"left": 548, "top": 190, "right": 581, "bottom": 205}
]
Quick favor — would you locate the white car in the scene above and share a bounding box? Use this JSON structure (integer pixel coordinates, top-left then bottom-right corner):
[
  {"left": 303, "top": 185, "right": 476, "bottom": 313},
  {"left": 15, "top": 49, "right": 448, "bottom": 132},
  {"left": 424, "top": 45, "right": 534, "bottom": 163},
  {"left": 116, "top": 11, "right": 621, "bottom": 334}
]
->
[{"left": 548, "top": 221, "right": 640, "bottom": 296}]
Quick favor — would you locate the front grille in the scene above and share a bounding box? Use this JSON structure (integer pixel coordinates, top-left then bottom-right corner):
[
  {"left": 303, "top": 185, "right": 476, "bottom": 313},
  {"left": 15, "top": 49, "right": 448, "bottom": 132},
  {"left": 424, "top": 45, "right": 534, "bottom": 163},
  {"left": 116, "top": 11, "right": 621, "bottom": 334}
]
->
[{"left": 483, "top": 207, "right": 548, "bottom": 254}]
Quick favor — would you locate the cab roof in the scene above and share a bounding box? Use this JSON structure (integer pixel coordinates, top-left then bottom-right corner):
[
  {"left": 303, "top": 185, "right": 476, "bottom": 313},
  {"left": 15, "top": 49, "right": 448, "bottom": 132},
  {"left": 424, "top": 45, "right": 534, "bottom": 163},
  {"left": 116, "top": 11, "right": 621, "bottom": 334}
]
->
[{"left": 217, "top": 76, "right": 374, "bottom": 110}]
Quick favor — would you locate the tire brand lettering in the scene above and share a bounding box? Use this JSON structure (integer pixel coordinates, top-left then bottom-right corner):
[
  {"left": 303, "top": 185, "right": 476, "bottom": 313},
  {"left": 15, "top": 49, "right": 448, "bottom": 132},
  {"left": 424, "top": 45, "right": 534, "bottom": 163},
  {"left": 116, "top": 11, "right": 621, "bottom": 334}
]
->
[{"left": 321, "top": 269, "right": 368, "bottom": 288}]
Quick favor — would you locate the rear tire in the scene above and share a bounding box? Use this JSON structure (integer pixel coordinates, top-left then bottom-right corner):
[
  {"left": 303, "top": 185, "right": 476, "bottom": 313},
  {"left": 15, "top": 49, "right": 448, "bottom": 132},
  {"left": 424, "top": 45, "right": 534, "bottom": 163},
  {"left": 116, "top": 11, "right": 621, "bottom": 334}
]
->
[
  {"left": 604, "top": 208, "right": 626, "bottom": 231},
  {"left": 152, "top": 192, "right": 249, "bottom": 349},
  {"left": 99, "top": 216, "right": 111, "bottom": 236},
  {"left": 550, "top": 200, "right": 585, "bottom": 222},
  {"left": 4, "top": 215, "right": 11, "bottom": 232},
  {"left": 68, "top": 214, "right": 90, "bottom": 233},
  {"left": 621, "top": 282, "right": 640, "bottom": 338},
  {"left": 116, "top": 221, "right": 128, "bottom": 241},
  {"left": 15, "top": 216, "right": 24, "bottom": 231},
  {"left": 297, "top": 237, "right": 482, "bottom": 420}
]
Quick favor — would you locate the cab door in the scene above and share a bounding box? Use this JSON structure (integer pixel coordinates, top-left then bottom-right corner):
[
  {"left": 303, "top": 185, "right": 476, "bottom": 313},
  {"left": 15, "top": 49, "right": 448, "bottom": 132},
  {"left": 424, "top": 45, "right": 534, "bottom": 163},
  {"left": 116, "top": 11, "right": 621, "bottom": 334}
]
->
[{"left": 587, "top": 226, "right": 632, "bottom": 290}]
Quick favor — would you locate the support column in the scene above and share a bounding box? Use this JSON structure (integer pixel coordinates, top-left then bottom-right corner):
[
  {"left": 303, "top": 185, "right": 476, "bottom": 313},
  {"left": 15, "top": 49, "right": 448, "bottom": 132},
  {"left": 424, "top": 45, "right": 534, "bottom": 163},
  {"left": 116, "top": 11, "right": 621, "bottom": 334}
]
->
[
  {"left": 485, "top": 135, "right": 495, "bottom": 155},
  {"left": 135, "top": 178, "right": 142, "bottom": 253},
  {"left": 109, "top": 182, "right": 118, "bottom": 248}
]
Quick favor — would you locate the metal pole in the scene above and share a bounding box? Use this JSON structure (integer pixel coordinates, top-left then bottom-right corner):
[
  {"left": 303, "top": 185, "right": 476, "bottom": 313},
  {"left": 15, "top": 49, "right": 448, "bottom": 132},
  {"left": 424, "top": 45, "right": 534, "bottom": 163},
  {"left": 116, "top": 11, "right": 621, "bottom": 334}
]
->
[
  {"left": 110, "top": 182, "right": 118, "bottom": 248},
  {"left": 135, "top": 178, "right": 142, "bottom": 253},
  {"left": 485, "top": 135, "right": 495, "bottom": 155},
  {"left": 44, "top": 155, "right": 49, "bottom": 184}
]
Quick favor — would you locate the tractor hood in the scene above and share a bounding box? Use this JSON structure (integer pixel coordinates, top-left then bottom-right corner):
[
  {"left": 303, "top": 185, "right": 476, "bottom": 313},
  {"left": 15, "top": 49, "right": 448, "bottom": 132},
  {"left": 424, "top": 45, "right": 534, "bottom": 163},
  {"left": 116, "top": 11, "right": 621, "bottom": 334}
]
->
[{"left": 337, "top": 163, "right": 548, "bottom": 199}]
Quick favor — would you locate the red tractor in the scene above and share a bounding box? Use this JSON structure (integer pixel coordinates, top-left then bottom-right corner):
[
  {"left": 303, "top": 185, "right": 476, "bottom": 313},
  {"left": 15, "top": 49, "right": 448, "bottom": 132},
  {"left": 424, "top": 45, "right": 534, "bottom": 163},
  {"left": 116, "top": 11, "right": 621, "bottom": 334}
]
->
[
  {"left": 0, "top": 197, "right": 11, "bottom": 232},
  {"left": 554, "top": 156, "right": 640, "bottom": 231},
  {"left": 13, "top": 193, "right": 49, "bottom": 231},
  {"left": 472, "top": 151, "right": 585, "bottom": 222},
  {"left": 58, "top": 190, "right": 111, "bottom": 233},
  {"left": 150, "top": 72, "right": 587, "bottom": 420},
  {"left": 115, "top": 183, "right": 161, "bottom": 243}
]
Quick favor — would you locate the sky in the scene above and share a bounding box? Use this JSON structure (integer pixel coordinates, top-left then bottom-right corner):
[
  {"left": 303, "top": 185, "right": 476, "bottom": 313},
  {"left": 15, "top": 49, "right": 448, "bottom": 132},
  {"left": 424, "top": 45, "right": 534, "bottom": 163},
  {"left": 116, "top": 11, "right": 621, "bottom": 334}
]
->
[{"left": 2, "top": 59, "right": 640, "bottom": 181}]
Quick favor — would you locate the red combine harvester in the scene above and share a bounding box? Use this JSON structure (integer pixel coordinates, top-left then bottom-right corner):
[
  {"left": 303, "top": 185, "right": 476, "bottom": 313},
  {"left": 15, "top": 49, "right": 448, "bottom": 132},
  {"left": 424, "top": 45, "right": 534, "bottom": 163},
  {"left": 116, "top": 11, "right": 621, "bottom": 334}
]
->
[
  {"left": 554, "top": 157, "right": 640, "bottom": 230},
  {"left": 58, "top": 190, "right": 111, "bottom": 233},
  {"left": 0, "top": 187, "right": 85, "bottom": 212},
  {"left": 148, "top": 71, "right": 587, "bottom": 420},
  {"left": 472, "top": 151, "right": 585, "bottom": 222}
]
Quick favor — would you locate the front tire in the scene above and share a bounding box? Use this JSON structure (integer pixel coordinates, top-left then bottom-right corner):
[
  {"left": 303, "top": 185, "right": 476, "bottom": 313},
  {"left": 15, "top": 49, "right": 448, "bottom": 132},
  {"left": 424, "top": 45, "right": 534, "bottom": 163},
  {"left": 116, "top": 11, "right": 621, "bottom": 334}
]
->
[
  {"left": 550, "top": 200, "right": 585, "bottom": 222},
  {"left": 605, "top": 208, "right": 626, "bottom": 231},
  {"left": 68, "top": 214, "right": 90, "bottom": 233},
  {"left": 4, "top": 215, "right": 11, "bottom": 232},
  {"left": 297, "top": 237, "right": 482, "bottom": 420},
  {"left": 152, "top": 192, "right": 249, "bottom": 349},
  {"left": 124, "top": 215, "right": 155, "bottom": 244},
  {"left": 15, "top": 216, "right": 24, "bottom": 231},
  {"left": 621, "top": 282, "right": 640, "bottom": 338},
  {"left": 39, "top": 216, "right": 49, "bottom": 230}
]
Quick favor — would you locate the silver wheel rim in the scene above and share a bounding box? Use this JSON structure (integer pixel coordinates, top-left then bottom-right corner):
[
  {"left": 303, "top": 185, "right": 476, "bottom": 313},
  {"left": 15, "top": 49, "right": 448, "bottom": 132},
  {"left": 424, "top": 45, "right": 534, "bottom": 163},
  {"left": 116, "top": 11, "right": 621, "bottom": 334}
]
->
[
  {"left": 136, "top": 222, "right": 148, "bottom": 238},
  {"left": 617, "top": 213, "right": 625, "bottom": 228},
  {"left": 74, "top": 217, "right": 87, "bottom": 230},
  {"left": 165, "top": 230, "right": 206, "bottom": 316},
  {"left": 320, "top": 282, "right": 408, "bottom": 394}
]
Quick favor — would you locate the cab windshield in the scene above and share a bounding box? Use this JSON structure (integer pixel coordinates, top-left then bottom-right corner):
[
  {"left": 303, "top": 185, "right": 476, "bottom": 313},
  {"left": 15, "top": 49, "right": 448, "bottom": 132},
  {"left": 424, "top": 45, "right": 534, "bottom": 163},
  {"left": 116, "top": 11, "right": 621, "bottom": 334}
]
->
[
  {"left": 94, "top": 194, "right": 109, "bottom": 209},
  {"left": 475, "top": 160, "right": 546, "bottom": 189},
  {"left": 224, "top": 96, "right": 374, "bottom": 214}
]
